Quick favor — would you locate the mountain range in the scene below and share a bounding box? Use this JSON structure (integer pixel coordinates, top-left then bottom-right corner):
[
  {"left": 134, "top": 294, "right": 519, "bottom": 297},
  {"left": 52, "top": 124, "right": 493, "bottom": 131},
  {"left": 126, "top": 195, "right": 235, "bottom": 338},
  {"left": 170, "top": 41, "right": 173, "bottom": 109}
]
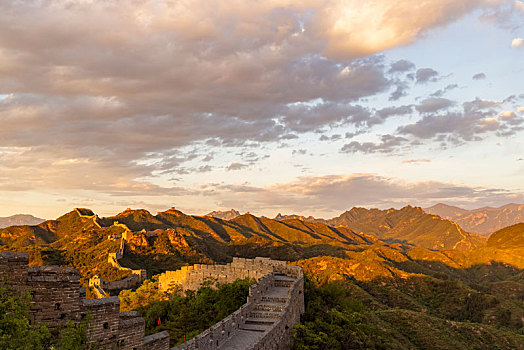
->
[
  {"left": 205, "top": 209, "right": 241, "bottom": 220},
  {"left": 2, "top": 205, "right": 524, "bottom": 347},
  {"left": 425, "top": 203, "right": 524, "bottom": 236},
  {"left": 0, "top": 205, "right": 521, "bottom": 281},
  {"left": 0, "top": 214, "right": 45, "bottom": 228}
]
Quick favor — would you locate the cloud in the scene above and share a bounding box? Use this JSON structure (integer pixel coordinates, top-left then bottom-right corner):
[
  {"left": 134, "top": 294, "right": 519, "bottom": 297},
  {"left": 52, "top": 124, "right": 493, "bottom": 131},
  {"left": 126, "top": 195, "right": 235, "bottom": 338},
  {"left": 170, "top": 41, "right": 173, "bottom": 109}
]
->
[
  {"left": 213, "top": 173, "right": 524, "bottom": 215},
  {"left": 430, "top": 84, "right": 459, "bottom": 97},
  {"left": 398, "top": 97, "right": 522, "bottom": 143},
  {"left": 292, "top": 149, "right": 307, "bottom": 155},
  {"left": 0, "top": 0, "right": 512, "bottom": 201},
  {"left": 280, "top": 100, "right": 377, "bottom": 133},
  {"left": 479, "top": 1, "right": 524, "bottom": 31},
  {"left": 415, "top": 97, "right": 455, "bottom": 114},
  {"left": 315, "top": 0, "right": 504, "bottom": 59},
  {"left": 389, "top": 59, "right": 416, "bottom": 73},
  {"left": 512, "top": 38, "right": 524, "bottom": 47},
  {"left": 340, "top": 134, "right": 409, "bottom": 154},
  {"left": 517, "top": 0, "right": 524, "bottom": 13},
  {"left": 472, "top": 73, "right": 487, "bottom": 80},
  {"left": 375, "top": 105, "right": 414, "bottom": 122},
  {"left": 402, "top": 159, "right": 431, "bottom": 163},
  {"left": 389, "top": 81, "right": 411, "bottom": 101},
  {"left": 227, "top": 162, "right": 248, "bottom": 171},
  {"left": 499, "top": 110, "right": 516, "bottom": 119},
  {"left": 319, "top": 134, "right": 342, "bottom": 141},
  {"left": 416, "top": 68, "right": 439, "bottom": 84},
  {"left": 498, "top": 110, "right": 524, "bottom": 126}
]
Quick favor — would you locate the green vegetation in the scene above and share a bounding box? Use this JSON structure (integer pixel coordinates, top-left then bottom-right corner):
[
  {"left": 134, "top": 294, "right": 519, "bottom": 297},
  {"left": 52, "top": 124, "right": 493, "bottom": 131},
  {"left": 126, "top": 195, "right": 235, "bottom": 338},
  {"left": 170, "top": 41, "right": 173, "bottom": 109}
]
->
[
  {"left": 119, "top": 279, "right": 165, "bottom": 311},
  {"left": 3, "top": 206, "right": 524, "bottom": 349},
  {"left": 293, "top": 278, "right": 396, "bottom": 349},
  {"left": 123, "top": 277, "right": 253, "bottom": 346},
  {"left": 293, "top": 265, "right": 524, "bottom": 350},
  {"left": 0, "top": 285, "right": 89, "bottom": 350}
]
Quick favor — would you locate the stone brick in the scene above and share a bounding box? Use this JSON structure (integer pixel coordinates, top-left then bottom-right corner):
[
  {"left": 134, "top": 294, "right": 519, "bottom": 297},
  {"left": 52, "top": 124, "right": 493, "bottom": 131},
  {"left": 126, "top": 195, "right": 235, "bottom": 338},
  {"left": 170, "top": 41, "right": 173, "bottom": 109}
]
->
[{"left": 0, "top": 252, "right": 168, "bottom": 349}]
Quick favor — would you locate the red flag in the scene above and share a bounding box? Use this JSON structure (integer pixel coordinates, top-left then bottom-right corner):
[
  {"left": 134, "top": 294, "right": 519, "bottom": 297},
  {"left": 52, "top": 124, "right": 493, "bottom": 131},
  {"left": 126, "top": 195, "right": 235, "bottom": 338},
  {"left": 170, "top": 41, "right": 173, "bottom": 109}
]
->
[
  {"left": 157, "top": 317, "right": 161, "bottom": 326},
  {"left": 184, "top": 335, "right": 186, "bottom": 343}
]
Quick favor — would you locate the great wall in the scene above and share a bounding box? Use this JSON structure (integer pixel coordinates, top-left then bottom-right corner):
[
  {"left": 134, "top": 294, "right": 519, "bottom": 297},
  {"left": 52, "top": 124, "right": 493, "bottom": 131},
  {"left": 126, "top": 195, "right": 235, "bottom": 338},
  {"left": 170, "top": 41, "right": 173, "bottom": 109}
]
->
[
  {"left": 0, "top": 252, "right": 169, "bottom": 349},
  {"left": 76, "top": 208, "right": 148, "bottom": 298},
  {"left": 163, "top": 257, "right": 305, "bottom": 350},
  {"left": 1, "top": 252, "right": 304, "bottom": 349}
]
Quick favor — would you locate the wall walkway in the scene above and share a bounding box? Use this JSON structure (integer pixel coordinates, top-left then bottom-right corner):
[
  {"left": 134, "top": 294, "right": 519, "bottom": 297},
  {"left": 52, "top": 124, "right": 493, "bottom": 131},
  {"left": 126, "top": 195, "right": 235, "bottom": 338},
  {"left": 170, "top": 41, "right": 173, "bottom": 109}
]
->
[{"left": 163, "top": 257, "right": 305, "bottom": 350}]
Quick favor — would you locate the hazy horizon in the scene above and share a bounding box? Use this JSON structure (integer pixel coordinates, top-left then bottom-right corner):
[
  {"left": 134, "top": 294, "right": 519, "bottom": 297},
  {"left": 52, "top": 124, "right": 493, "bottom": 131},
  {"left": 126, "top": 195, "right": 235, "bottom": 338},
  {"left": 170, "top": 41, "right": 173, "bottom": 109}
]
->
[{"left": 3, "top": 201, "right": 524, "bottom": 222}]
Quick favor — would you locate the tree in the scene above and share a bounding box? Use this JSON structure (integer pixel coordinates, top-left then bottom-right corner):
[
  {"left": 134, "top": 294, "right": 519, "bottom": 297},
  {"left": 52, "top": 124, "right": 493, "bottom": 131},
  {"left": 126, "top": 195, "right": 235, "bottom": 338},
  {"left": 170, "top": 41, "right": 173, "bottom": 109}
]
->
[
  {"left": 0, "top": 286, "right": 51, "bottom": 349},
  {"left": 0, "top": 285, "right": 89, "bottom": 349}
]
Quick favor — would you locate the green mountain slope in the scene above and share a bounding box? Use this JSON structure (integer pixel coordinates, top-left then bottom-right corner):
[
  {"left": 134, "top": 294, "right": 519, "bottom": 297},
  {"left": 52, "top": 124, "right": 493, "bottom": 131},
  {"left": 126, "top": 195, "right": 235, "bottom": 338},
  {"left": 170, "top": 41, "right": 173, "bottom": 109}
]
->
[{"left": 0, "top": 207, "right": 381, "bottom": 286}]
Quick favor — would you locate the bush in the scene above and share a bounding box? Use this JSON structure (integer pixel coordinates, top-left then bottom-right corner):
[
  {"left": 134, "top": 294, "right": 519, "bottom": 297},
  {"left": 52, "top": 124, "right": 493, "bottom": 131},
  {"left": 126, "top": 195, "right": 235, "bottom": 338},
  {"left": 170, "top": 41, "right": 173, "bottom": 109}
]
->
[{"left": 0, "top": 285, "right": 88, "bottom": 349}]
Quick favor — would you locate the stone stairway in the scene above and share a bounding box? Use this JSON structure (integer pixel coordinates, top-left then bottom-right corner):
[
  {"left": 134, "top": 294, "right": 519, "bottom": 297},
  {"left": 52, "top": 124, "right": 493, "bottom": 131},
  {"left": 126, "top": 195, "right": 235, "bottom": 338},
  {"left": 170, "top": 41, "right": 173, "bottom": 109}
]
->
[{"left": 217, "top": 274, "right": 295, "bottom": 349}]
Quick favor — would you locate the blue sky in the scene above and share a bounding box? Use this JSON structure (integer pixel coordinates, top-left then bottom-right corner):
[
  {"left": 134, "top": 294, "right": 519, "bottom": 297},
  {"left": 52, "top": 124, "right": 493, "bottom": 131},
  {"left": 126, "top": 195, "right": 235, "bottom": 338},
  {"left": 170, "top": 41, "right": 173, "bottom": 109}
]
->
[{"left": 0, "top": 0, "right": 523, "bottom": 219}]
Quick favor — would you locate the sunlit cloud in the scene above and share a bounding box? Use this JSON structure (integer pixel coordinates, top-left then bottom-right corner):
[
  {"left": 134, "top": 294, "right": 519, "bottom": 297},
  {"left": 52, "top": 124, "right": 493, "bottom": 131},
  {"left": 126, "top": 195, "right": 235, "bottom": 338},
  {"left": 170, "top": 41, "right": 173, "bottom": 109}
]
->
[
  {"left": 212, "top": 173, "right": 524, "bottom": 216},
  {"left": 512, "top": 37, "right": 524, "bottom": 47},
  {"left": 0, "top": 0, "right": 522, "bottom": 217}
]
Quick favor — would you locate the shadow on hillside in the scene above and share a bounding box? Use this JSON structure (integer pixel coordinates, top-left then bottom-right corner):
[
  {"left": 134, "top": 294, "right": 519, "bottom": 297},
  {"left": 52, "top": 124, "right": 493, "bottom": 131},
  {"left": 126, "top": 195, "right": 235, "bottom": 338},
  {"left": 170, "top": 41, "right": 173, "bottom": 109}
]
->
[
  {"left": 391, "top": 259, "right": 524, "bottom": 293},
  {"left": 304, "top": 259, "right": 524, "bottom": 335}
]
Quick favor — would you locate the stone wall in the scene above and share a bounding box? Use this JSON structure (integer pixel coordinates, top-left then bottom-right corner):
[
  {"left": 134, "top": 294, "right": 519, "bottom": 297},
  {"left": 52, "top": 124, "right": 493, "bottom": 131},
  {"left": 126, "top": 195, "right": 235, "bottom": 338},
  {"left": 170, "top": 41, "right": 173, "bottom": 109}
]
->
[
  {"left": 158, "top": 257, "right": 284, "bottom": 292},
  {"left": 252, "top": 275, "right": 305, "bottom": 350},
  {"left": 0, "top": 252, "right": 29, "bottom": 291},
  {"left": 118, "top": 316, "right": 145, "bottom": 349},
  {"left": 0, "top": 252, "right": 169, "bottom": 350},
  {"left": 1, "top": 252, "right": 304, "bottom": 350},
  {"left": 27, "top": 266, "right": 81, "bottom": 328},
  {"left": 144, "top": 331, "right": 170, "bottom": 349},
  {"left": 169, "top": 258, "right": 304, "bottom": 350},
  {"left": 103, "top": 270, "right": 147, "bottom": 290},
  {"left": 174, "top": 273, "right": 276, "bottom": 350},
  {"left": 89, "top": 222, "right": 145, "bottom": 297},
  {"left": 90, "top": 269, "right": 147, "bottom": 293},
  {"left": 83, "top": 297, "right": 121, "bottom": 347},
  {"left": 74, "top": 208, "right": 102, "bottom": 228}
]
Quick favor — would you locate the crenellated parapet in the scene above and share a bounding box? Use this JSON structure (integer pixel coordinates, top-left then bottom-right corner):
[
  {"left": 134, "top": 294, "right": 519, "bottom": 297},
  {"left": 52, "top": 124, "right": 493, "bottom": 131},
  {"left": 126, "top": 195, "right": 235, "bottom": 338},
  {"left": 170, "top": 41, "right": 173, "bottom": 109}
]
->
[
  {"left": 90, "top": 270, "right": 147, "bottom": 293},
  {"left": 73, "top": 208, "right": 102, "bottom": 228},
  {"left": 90, "top": 221, "right": 146, "bottom": 298},
  {"left": 0, "top": 252, "right": 169, "bottom": 350},
  {"left": 158, "top": 257, "right": 296, "bottom": 293},
  {"left": 165, "top": 257, "right": 305, "bottom": 350}
]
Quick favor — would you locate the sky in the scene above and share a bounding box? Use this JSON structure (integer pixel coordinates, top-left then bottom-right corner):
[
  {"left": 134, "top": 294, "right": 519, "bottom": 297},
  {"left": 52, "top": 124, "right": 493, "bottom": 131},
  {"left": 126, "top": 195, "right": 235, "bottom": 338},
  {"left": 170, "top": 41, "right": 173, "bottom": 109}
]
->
[{"left": 1, "top": 0, "right": 524, "bottom": 219}]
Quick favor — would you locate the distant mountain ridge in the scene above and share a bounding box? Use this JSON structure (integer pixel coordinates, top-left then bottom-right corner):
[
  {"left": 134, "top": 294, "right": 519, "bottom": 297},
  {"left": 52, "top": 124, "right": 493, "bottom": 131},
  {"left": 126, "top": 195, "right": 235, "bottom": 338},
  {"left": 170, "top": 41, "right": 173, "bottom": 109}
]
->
[
  {"left": 425, "top": 203, "right": 524, "bottom": 236},
  {"left": 323, "top": 205, "right": 485, "bottom": 251},
  {"left": 205, "top": 209, "right": 241, "bottom": 220},
  {"left": 274, "top": 213, "right": 319, "bottom": 222},
  {"left": 273, "top": 206, "right": 485, "bottom": 251},
  {"left": 0, "top": 214, "right": 45, "bottom": 228}
]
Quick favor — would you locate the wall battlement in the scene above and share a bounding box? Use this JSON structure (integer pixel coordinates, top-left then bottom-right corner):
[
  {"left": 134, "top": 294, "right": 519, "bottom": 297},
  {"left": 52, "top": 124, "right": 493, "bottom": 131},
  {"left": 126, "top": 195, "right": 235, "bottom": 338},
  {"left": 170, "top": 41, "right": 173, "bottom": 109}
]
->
[
  {"left": 73, "top": 208, "right": 102, "bottom": 228},
  {"left": 158, "top": 257, "right": 294, "bottom": 293},
  {"left": 89, "top": 222, "right": 145, "bottom": 297},
  {"left": 161, "top": 257, "right": 305, "bottom": 350},
  {"left": 0, "top": 252, "right": 169, "bottom": 350},
  {"left": 2, "top": 252, "right": 304, "bottom": 350}
]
